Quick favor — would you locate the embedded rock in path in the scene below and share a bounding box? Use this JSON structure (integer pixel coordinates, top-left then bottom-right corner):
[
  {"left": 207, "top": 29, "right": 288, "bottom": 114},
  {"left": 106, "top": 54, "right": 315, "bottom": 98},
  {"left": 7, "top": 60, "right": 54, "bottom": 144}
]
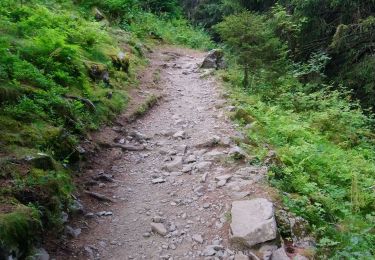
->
[
  {"left": 184, "top": 154, "right": 196, "bottom": 163},
  {"left": 65, "top": 226, "right": 82, "bottom": 239},
  {"left": 204, "top": 150, "right": 225, "bottom": 161},
  {"left": 230, "top": 199, "right": 277, "bottom": 247},
  {"left": 182, "top": 164, "right": 193, "bottom": 173},
  {"left": 151, "top": 222, "right": 168, "bottom": 236},
  {"left": 195, "top": 161, "right": 212, "bottom": 172},
  {"left": 173, "top": 130, "right": 187, "bottom": 139},
  {"left": 234, "top": 166, "right": 268, "bottom": 182},
  {"left": 163, "top": 157, "right": 183, "bottom": 172},
  {"left": 271, "top": 248, "right": 289, "bottom": 260},
  {"left": 196, "top": 135, "right": 221, "bottom": 148},
  {"left": 215, "top": 174, "right": 232, "bottom": 187},
  {"left": 234, "top": 254, "right": 250, "bottom": 260},
  {"left": 152, "top": 178, "right": 166, "bottom": 184},
  {"left": 192, "top": 234, "right": 204, "bottom": 244}
]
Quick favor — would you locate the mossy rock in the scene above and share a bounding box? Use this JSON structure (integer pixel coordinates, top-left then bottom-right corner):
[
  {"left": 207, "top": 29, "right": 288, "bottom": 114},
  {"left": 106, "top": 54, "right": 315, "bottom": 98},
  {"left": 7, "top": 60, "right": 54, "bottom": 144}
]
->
[
  {"left": 0, "top": 206, "right": 41, "bottom": 259},
  {"left": 111, "top": 52, "right": 130, "bottom": 73},
  {"left": 25, "top": 153, "right": 56, "bottom": 171},
  {"left": 231, "top": 108, "right": 255, "bottom": 124}
]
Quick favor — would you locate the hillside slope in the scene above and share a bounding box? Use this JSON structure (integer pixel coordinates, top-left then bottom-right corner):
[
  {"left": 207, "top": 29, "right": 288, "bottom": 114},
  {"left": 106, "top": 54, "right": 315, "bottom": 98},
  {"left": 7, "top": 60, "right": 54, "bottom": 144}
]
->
[{"left": 0, "top": 1, "right": 212, "bottom": 258}]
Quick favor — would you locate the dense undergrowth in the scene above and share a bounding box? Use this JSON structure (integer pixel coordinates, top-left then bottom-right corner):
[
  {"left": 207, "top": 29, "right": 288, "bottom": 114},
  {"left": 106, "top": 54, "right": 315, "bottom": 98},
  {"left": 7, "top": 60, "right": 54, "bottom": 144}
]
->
[
  {"left": 217, "top": 10, "right": 375, "bottom": 259},
  {"left": 0, "top": 0, "right": 212, "bottom": 257}
]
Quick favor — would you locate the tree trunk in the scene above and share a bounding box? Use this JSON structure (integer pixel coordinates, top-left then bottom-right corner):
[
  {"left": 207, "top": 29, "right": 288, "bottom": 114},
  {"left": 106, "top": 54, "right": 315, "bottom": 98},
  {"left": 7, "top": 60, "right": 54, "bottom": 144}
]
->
[{"left": 243, "top": 66, "right": 249, "bottom": 89}]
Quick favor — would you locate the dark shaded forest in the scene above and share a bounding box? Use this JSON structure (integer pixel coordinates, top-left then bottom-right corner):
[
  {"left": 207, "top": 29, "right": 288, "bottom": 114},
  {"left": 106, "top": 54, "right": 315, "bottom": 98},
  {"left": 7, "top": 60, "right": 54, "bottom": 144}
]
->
[{"left": 181, "top": 0, "right": 375, "bottom": 112}]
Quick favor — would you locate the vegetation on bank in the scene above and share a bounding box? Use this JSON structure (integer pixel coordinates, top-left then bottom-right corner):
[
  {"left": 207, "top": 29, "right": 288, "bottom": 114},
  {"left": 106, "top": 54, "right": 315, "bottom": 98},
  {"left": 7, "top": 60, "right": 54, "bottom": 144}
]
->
[
  {"left": 0, "top": 0, "right": 212, "bottom": 257},
  {"left": 181, "top": 0, "right": 375, "bottom": 112},
  {"left": 1, "top": 0, "right": 374, "bottom": 259},
  {"left": 215, "top": 8, "right": 375, "bottom": 259}
]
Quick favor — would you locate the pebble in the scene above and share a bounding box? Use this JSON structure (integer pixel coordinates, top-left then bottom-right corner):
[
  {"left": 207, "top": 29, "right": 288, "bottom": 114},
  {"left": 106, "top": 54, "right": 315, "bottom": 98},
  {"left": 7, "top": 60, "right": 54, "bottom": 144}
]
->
[
  {"left": 143, "top": 232, "right": 151, "bottom": 238},
  {"left": 151, "top": 223, "right": 168, "bottom": 236},
  {"left": 65, "top": 226, "right": 81, "bottom": 238},
  {"left": 152, "top": 178, "right": 166, "bottom": 184},
  {"left": 203, "top": 203, "right": 211, "bottom": 209},
  {"left": 192, "top": 234, "right": 204, "bottom": 244}
]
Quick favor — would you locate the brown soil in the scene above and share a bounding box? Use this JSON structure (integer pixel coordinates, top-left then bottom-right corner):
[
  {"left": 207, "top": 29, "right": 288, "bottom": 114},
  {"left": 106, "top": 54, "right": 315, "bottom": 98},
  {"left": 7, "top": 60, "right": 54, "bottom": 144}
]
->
[{"left": 47, "top": 46, "right": 274, "bottom": 260}]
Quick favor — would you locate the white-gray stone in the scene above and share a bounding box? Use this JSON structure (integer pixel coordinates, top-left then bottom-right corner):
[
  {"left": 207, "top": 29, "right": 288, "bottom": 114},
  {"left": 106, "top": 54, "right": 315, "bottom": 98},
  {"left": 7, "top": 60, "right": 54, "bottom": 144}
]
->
[
  {"left": 201, "top": 172, "right": 208, "bottom": 183},
  {"left": 229, "top": 146, "right": 247, "bottom": 159},
  {"left": 173, "top": 130, "right": 187, "bottom": 139},
  {"left": 271, "top": 248, "right": 289, "bottom": 260},
  {"left": 151, "top": 222, "right": 168, "bottom": 236},
  {"left": 234, "top": 254, "right": 249, "bottom": 260},
  {"left": 195, "top": 161, "right": 212, "bottom": 172},
  {"left": 204, "top": 150, "right": 225, "bottom": 161},
  {"left": 163, "top": 157, "right": 183, "bottom": 172},
  {"left": 230, "top": 199, "right": 277, "bottom": 247},
  {"left": 65, "top": 226, "right": 81, "bottom": 238},
  {"left": 152, "top": 178, "right": 166, "bottom": 184},
  {"left": 216, "top": 174, "right": 232, "bottom": 187},
  {"left": 185, "top": 154, "right": 196, "bottom": 163},
  {"left": 35, "top": 248, "right": 49, "bottom": 260},
  {"left": 192, "top": 234, "right": 204, "bottom": 244}
]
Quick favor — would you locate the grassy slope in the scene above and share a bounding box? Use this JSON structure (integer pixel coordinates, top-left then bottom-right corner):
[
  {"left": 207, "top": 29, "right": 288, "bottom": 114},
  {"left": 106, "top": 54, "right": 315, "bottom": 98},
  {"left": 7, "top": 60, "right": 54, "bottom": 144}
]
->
[
  {"left": 222, "top": 62, "right": 375, "bottom": 258},
  {"left": 0, "top": 0, "right": 213, "bottom": 257}
]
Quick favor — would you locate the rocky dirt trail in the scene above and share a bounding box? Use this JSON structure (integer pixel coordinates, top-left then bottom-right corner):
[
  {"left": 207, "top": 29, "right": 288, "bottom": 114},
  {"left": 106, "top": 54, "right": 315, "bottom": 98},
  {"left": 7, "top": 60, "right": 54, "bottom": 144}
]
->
[{"left": 50, "top": 47, "right": 307, "bottom": 260}]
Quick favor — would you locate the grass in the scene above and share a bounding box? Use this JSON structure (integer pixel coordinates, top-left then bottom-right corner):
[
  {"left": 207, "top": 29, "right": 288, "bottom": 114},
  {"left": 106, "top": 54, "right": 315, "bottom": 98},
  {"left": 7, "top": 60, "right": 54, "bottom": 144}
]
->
[
  {"left": 222, "top": 65, "right": 375, "bottom": 258},
  {"left": 130, "top": 94, "right": 161, "bottom": 121},
  {"left": 124, "top": 12, "right": 214, "bottom": 50}
]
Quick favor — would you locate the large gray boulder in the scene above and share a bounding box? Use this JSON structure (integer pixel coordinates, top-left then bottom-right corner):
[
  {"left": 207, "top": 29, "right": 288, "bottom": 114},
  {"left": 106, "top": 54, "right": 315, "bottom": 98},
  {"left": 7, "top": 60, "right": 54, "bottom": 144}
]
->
[
  {"left": 230, "top": 198, "right": 277, "bottom": 247},
  {"left": 201, "top": 49, "right": 227, "bottom": 70}
]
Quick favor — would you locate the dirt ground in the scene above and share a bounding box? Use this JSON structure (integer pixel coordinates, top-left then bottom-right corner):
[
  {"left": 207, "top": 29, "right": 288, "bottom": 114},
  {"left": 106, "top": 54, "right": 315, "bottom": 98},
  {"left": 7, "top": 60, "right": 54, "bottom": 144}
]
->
[{"left": 48, "top": 46, "right": 275, "bottom": 260}]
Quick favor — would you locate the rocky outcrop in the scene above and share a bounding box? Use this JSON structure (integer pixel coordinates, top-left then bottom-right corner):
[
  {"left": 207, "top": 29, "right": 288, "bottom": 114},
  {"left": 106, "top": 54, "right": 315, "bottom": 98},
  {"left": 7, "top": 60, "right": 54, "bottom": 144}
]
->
[
  {"left": 111, "top": 51, "right": 130, "bottom": 73},
  {"left": 201, "top": 49, "right": 227, "bottom": 70},
  {"left": 25, "top": 153, "right": 56, "bottom": 170},
  {"left": 93, "top": 8, "right": 105, "bottom": 21},
  {"left": 88, "top": 64, "right": 110, "bottom": 86},
  {"left": 230, "top": 199, "right": 277, "bottom": 247}
]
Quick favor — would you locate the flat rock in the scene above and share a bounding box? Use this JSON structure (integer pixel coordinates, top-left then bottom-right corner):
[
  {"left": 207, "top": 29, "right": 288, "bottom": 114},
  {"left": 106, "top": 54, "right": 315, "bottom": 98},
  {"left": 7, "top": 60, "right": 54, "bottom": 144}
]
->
[
  {"left": 216, "top": 174, "right": 232, "bottom": 187},
  {"left": 151, "top": 222, "right": 168, "bottom": 236},
  {"left": 196, "top": 135, "right": 221, "bottom": 147},
  {"left": 271, "top": 248, "right": 289, "bottom": 260},
  {"left": 201, "top": 172, "right": 208, "bottom": 183},
  {"left": 65, "top": 226, "right": 81, "bottom": 239},
  {"left": 35, "top": 248, "right": 49, "bottom": 260},
  {"left": 204, "top": 150, "right": 225, "bottom": 161},
  {"left": 230, "top": 199, "right": 277, "bottom": 247},
  {"left": 230, "top": 191, "right": 251, "bottom": 200},
  {"left": 195, "top": 161, "right": 212, "bottom": 172},
  {"left": 234, "top": 166, "right": 268, "bottom": 182},
  {"left": 234, "top": 254, "right": 250, "bottom": 260},
  {"left": 192, "top": 234, "right": 204, "bottom": 244},
  {"left": 229, "top": 146, "right": 247, "bottom": 159},
  {"left": 185, "top": 154, "right": 196, "bottom": 163},
  {"left": 202, "top": 245, "right": 225, "bottom": 256},
  {"left": 163, "top": 156, "right": 183, "bottom": 172},
  {"left": 152, "top": 178, "right": 166, "bottom": 184},
  {"left": 173, "top": 130, "right": 187, "bottom": 139}
]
